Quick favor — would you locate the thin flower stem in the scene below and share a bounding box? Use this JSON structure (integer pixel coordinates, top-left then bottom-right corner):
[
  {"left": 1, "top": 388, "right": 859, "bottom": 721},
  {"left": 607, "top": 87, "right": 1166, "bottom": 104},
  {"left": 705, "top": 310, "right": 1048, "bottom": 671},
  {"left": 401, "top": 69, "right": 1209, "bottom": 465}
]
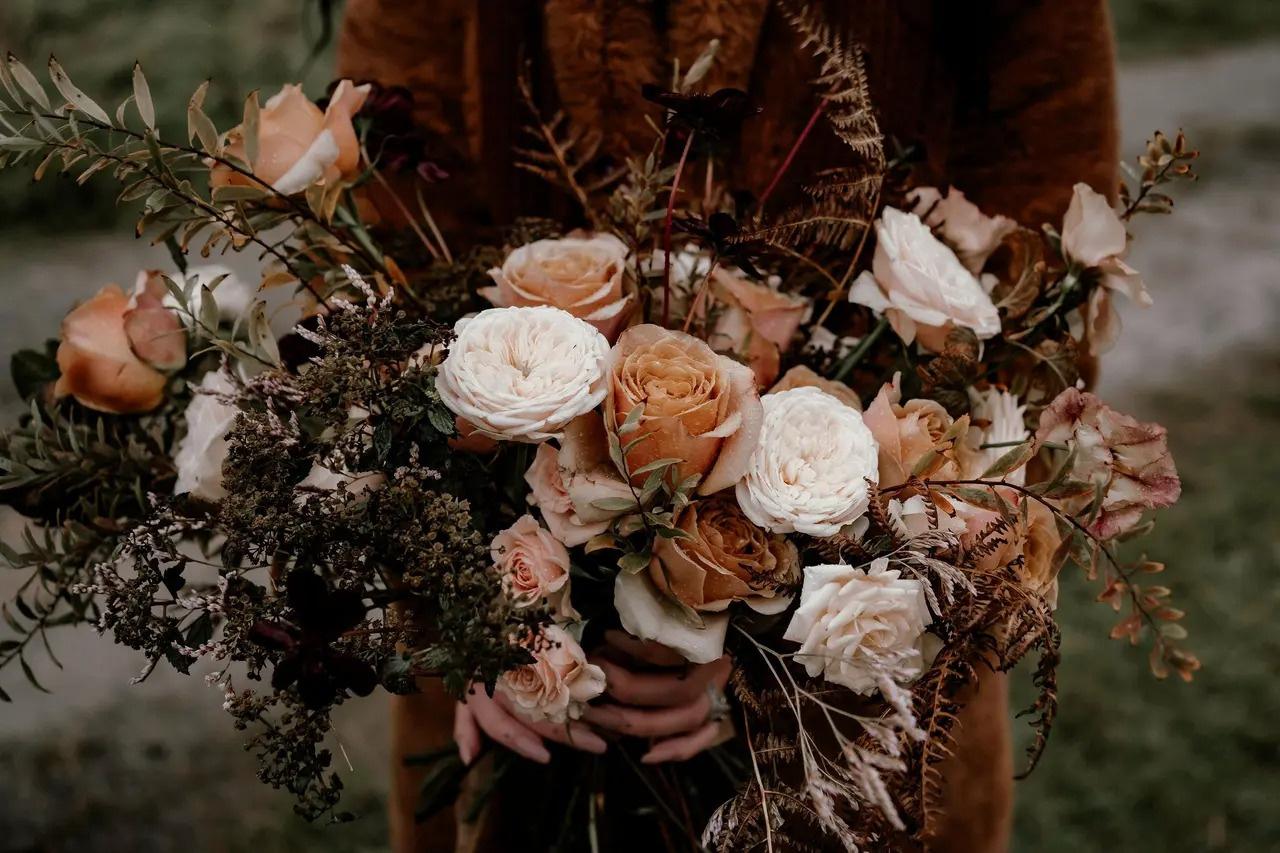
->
[
  {"left": 744, "top": 710, "right": 776, "bottom": 853},
  {"left": 758, "top": 98, "right": 827, "bottom": 211},
  {"left": 662, "top": 130, "right": 696, "bottom": 327},
  {"left": 831, "top": 314, "right": 889, "bottom": 381},
  {"left": 681, "top": 258, "right": 719, "bottom": 335}
]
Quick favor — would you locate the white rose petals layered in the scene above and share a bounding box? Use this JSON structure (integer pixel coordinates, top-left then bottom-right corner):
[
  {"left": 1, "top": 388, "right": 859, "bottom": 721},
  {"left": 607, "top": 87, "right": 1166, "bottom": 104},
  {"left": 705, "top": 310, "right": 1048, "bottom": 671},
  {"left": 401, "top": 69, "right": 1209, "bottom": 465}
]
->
[
  {"left": 849, "top": 206, "right": 1001, "bottom": 350},
  {"left": 437, "top": 306, "right": 610, "bottom": 442},
  {"left": 173, "top": 370, "right": 239, "bottom": 501},
  {"left": 736, "top": 387, "right": 879, "bottom": 537},
  {"left": 783, "top": 558, "right": 935, "bottom": 695}
]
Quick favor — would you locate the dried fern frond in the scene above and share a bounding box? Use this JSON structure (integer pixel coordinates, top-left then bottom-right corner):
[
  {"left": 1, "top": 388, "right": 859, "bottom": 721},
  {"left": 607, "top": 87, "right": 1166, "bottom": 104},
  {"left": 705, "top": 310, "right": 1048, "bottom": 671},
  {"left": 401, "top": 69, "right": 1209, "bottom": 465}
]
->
[{"left": 781, "top": 1, "right": 886, "bottom": 168}]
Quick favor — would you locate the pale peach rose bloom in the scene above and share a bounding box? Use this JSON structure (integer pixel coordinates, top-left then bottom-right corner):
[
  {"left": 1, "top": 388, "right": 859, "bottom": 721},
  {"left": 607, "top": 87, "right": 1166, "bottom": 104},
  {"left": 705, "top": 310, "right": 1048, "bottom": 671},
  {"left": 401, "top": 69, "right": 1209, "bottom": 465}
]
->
[
  {"left": 607, "top": 324, "right": 762, "bottom": 496},
  {"left": 480, "top": 233, "right": 635, "bottom": 342},
  {"left": 1036, "top": 388, "right": 1179, "bottom": 539},
  {"left": 862, "top": 375, "right": 960, "bottom": 489},
  {"left": 769, "top": 365, "right": 861, "bottom": 409},
  {"left": 524, "top": 442, "right": 610, "bottom": 547},
  {"left": 849, "top": 207, "right": 1001, "bottom": 351},
  {"left": 55, "top": 273, "right": 187, "bottom": 414},
  {"left": 1060, "top": 183, "right": 1152, "bottom": 355},
  {"left": 498, "top": 624, "right": 606, "bottom": 724},
  {"left": 212, "top": 80, "right": 371, "bottom": 195},
  {"left": 707, "top": 268, "right": 809, "bottom": 387},
  {"left": 651, "top": 494, "right": 799, "bottom": 614},
  {"left": 492, "top": 514, "right": 578, "bottom": 620},
  {"left": 910, "top": 186, "right": 1016, "bottom": 274}
]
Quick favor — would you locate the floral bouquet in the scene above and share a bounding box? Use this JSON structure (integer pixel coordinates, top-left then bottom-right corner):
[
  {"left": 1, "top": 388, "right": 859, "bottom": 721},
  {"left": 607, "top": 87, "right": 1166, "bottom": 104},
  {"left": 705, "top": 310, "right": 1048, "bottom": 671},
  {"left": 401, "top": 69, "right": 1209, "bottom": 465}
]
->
[{"left": 0, "top": 8, "right": 1199, "bottom": 850}]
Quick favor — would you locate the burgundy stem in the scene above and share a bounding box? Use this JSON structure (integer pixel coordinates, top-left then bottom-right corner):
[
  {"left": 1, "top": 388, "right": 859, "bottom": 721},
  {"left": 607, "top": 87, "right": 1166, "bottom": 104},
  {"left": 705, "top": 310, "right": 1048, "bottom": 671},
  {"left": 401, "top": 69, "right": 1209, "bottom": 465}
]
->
[{"left": 757, "top": 98, "right": 828, "bottom": 211}]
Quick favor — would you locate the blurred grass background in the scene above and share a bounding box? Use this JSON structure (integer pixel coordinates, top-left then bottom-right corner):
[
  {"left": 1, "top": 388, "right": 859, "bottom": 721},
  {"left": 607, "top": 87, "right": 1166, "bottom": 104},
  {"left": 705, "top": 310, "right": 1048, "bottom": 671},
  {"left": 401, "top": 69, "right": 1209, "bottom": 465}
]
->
[{"left": 1, "top": 1, "right": 1278, "bottom": 851}]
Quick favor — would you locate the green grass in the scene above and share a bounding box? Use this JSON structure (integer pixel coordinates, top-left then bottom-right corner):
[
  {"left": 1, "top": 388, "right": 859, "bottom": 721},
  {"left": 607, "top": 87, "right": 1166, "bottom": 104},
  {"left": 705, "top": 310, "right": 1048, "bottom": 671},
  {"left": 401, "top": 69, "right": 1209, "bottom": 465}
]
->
[
  {"left": 1012, "top": 353, "right": 1280, "bottom": 851},
  {"left": 1111, "top": 0, "right": 1280, "bottom": 58}
]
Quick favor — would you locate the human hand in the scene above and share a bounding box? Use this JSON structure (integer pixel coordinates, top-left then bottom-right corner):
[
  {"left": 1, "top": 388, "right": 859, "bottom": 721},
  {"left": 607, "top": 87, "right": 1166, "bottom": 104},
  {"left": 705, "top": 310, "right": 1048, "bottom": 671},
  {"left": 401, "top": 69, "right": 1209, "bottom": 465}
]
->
[
  {"left": 583, "top": 630, "right": 733, "bottom": 764},
  {"left": 453, "top": 684, "right": 607, "bottom": 765}
]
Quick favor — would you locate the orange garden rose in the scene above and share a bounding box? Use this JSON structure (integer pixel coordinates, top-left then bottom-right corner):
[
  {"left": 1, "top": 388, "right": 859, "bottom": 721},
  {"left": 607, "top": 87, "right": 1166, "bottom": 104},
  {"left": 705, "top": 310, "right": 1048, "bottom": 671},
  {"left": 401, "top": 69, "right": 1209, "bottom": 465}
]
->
[
  {"left": 650, "top": 494, "right": 799, "bottom": 614},
  {"left": 212, "top": 80, "right": 371, "bottom": 195},
  {"left": 707, "top": 268, "right": 808, "bottom": 387},
  {"left": 606, "top": 324, "right": 762, "bottom": 496},
  {"left": 55, "top": 271, "right": 186, "bottom": 414}
]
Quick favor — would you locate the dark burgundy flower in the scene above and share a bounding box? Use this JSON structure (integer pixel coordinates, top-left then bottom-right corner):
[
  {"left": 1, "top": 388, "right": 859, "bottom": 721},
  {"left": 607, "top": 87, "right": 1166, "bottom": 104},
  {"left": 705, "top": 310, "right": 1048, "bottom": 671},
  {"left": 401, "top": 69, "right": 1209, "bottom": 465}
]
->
[
  {"left": 674, "top": 211, "right": 764, "bottom": 279},
  {"left": 641, "top": 85, "right": 760, "bottom": 141},
  {"left": 249, "top": 569, "right": 377, "bottom": 709}
]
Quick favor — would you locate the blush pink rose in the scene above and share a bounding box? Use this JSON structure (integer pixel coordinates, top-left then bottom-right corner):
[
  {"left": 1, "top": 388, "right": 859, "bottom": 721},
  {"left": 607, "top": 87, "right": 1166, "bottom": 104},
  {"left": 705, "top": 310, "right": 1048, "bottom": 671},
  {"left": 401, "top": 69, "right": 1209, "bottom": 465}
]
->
[
  {"left": 862, "top": 375, "right": 960, "bottom": 489},
  {"left": 524, "top": 443, "right": 610, "bottom": 547},
  {"left": 910, "top": 186, "right": 1016, "bottom": 274},
  {"left": 498, "top": 624, "right": 606, "bottom": 724},
  {"left": 492, "top": 514, "right": 577, "bottom": 620}
]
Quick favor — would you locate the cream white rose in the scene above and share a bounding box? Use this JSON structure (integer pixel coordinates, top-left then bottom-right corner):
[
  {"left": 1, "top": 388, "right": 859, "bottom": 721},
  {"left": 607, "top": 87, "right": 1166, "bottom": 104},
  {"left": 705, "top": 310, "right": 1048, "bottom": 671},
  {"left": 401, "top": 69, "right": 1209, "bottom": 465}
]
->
[
  {"left": 783, "top": 558, "right": 934, "bottom": 695},
  {"left": 492, "top": 514, "right": 578, "bottom": 620},
  {"left": 849, "top": 206, "right": 1001, "bottom": 351},
  {"left": 498, "top": 624, "right": 606, "bottom": 724},
  {"left": 909, "top": 186, "right": 1016, "bottom": 274},
  {"left": 481, "top": 233, "right": 634, "bottom": 342},
  {"left": 736, "top": 387, "right": 879, "bottom": 537},
  {"left": 437, "top": 306, "right": 610, "bottom": 442},
  {"left": 173, "top": 370, "right": 239, "bottom": 501}
]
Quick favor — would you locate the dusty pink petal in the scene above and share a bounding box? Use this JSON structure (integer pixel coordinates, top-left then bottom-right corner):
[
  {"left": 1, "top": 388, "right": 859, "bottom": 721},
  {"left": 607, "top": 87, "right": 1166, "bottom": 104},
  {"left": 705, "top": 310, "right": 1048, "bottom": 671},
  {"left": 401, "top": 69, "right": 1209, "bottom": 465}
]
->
[
  {"left": 1062, "top": 183, "right": 1127, "bottom": 267},
  {"left": 124, "top": 270, "right": 186, "bottom": 370},
  {"left": 557, "top": 414, "right": 635, "bottom": 523},
  {"left": 911, "top": 186, "right": 1016, "bottom": 273}
]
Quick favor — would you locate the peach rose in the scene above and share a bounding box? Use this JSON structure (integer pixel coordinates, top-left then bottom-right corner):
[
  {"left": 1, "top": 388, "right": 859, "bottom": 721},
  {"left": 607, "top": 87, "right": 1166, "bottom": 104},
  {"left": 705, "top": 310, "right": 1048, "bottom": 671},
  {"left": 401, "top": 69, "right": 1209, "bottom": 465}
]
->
[
  {"left": 607, "top": 325, "right": 762, "bottom": 496},
  {"left": 707, "top": 268, "right": 809, "bottom": 387},
  {"left": 555, "top": 414, "right": 638, "bottom": 525},
  {"left": 212, "top": 80, "right": 371, "bottom": 195},
  {"left": 1061, "top": 183, "right": 1152, "bottom": 355},
  {"left": 960, "top": 497, "right": 1062, "bottom": 608},
  {"left": 498, "top": 624, "right": 606, "bottom": 724},
  {"left": 55, "top": 272, "right": 186, "bottom": 414},
  {"left": 862, "top": 375, "right": 960, "bottom": 489},
  {"left": 480, "top": 233, "right": 635, "bottom": 342},
  {"left": 769, "top": 365, "right": 861, "bottom": 409},
  {"left": 848, "top": 207, "right": 1001, "bottom": 351},
  {"left": 910, "top": 186, "right": 1016, "bottom": 274},
  {"left": 524, "top": 443, "right": 610, "bottom": 547},
  {"left": 492, "top": 514, "right": 577, "bottom": 620},
  {"left": 651, "top": 494, "right": 799, "bottom": 614}
]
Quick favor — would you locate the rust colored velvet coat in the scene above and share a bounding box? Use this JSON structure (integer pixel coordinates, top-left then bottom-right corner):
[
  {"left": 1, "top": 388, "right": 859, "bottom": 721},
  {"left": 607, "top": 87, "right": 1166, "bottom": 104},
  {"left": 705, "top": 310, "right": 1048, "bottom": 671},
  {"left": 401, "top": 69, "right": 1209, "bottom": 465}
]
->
[{"left": 336, "top": 2, "right": 1119, "bottom": 850}]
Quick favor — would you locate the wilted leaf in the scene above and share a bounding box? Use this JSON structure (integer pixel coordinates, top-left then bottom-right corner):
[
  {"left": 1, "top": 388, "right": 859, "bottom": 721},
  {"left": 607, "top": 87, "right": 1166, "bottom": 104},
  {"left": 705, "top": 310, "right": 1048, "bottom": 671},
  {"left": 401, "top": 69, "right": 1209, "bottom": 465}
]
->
[
  {"left": 132, "top": 63, "right": 155, "bottom": 130},
  {"left": 48, "top": 57, "right": 111, "bottom": 124}
]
